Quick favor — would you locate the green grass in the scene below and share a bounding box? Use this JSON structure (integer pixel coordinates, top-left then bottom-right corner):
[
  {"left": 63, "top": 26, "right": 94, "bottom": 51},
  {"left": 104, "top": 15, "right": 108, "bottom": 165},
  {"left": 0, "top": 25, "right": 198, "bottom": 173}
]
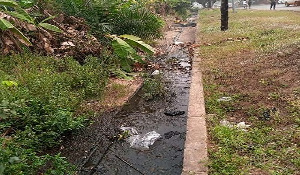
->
[
  {"left": 0, "top": 54, "right": 108, "bottom": 174},
  {"left": 198, "top": 10, "right": 300, "bottom": 63},
  {"left": 199, "top": 9, "right": 300, "bottom": 175}
]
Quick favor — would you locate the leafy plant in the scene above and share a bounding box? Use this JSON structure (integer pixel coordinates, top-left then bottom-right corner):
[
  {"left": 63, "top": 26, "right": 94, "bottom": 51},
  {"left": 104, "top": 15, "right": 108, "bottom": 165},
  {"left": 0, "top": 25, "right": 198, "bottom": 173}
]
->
[
  {"left": 55, "top": 0, "right": 164, "bottom": 39},
  {"left": 0, "top": 0, "right": 62, "bottom": 47},
  {"left": 0, "top": 54, "right": 109, "bottom": 174},
  {"left": 142, "top": 74, "right": 166, "bottom": 100},
  {"left": 110, "top": 5, "right": 164, "bottom": 39},
  {"left": 110, "top": 34, "right": 155, "bottom": 72},
  {"left": 1, "top": 80, "right": 18, "bottom": 87}
]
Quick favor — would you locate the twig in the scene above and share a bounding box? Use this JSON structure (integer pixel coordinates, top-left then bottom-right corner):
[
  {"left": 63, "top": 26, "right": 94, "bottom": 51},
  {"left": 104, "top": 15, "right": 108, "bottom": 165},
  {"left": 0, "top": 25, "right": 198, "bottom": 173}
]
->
[
  {"left": 1, "top": 127, "right": 13, "bottom": 137},
  {"left": 89, "top": 141, "right": 114, "bottom": 175},
  {"left": 114, "top": 154, "right": 146, "bottom": 175},
  {"left": 78, "top": 146, "right": 98, "bottom": 171}
]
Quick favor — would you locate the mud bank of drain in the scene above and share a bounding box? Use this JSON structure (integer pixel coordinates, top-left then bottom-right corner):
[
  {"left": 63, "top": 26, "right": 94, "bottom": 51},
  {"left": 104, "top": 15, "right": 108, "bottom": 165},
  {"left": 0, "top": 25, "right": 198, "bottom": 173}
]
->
[{"left": 52, "top": 15, "right": 198, "bottom": 175}]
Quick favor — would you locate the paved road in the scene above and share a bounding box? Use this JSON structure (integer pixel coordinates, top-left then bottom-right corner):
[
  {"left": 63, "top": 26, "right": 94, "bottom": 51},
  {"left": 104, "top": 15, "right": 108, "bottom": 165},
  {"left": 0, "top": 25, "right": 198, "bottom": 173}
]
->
[{"left": 238, "top": 4, "right": 300, "bottom": 11}]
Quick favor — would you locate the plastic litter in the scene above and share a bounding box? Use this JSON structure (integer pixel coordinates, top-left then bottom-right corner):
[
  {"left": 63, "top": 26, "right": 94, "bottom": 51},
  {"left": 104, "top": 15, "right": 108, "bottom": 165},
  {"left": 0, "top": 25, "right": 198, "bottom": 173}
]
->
[
  {"left": 120, "top": 127, "right": 138, "bottom": 135},
  {"left": 220, "top": 119, "right": 233, "bottom": 128},
  {"left": 174, "top": 41, "right": 184, "bottom": 45},
  {"left": 217, "top": 97, "right": 232, "bottom": 102},
  {"left": 236, "top": 122, "right": 251, "bottom": 129},
  {"left": 120, "top": 127, "right": 161, "bottom": 150},
  {"left": 220, "top": 120, "right": 250, "bottom": 131},
  {"left": 151, "top": 70, "right": 160, "bottom": 76}
]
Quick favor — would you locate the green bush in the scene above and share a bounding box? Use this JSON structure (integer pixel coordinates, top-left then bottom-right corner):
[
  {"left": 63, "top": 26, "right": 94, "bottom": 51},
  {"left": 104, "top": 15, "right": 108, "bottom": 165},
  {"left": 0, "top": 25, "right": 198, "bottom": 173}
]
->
[
  {"left": 111, "top": 6, "right": 164, "bottom": 39},
  {"left": 55, "top": 0, "right": 164, "bottom": 39},
  {"left": 142, "top": 74, "right": 166, "bottom": 100},
  {"left": 0, "top": 54, "right": 108, "bottom": 174}
]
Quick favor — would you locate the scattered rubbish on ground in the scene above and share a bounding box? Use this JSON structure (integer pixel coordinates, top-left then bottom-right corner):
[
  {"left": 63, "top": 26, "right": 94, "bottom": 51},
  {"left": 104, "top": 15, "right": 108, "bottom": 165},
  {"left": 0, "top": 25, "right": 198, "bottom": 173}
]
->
[
  {"left": 164, "top": 110, "right": 185, "bottom": 116},
  {"left": 262, "top": 110, "right": 271, "bottom": 120},
  {"left": 220, "top": 119, "right": 233, "bottom": 127},
  {"left": 151, "top": 70, "right": 160, "bottom": 76},
  {"left": 120, "top": 127, "right": 161, "bottom": 150},
  {"left": 220, "top": 119, "right": 250, "bottom": 131},
  {"left": 236, "top": 122, "right": 251, "bottom": 129},
  {"left": 217, "top": 97, "right": 232, "bottom": 102},
  {"left": 120, "top": 127, "right": 139, "bottom": 135},
  {"left": 260, "top": 107, "right": 277, "bottom": 121},
  {"left": 174, "top": 41, "right": 184, "bottom": 45}
]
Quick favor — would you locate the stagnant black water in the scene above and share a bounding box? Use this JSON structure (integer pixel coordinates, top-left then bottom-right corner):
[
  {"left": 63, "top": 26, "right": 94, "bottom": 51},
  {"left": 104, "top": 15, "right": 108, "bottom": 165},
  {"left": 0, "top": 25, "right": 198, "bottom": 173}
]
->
[
  {"left": 80, "top": 43, "right": 194, "bottom": 174},
  {"left": 57, "top": 16, "right": 197, "bottom": 175}
]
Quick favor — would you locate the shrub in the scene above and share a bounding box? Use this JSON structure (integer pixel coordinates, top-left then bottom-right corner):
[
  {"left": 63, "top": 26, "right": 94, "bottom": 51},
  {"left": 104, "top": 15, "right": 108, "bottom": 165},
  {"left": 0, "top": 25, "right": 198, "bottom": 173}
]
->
[
  {"left": 111, "top": 6, "right": 164, "bottom": 39},
  {"left": 55, "top": 0, "right": 164, "bottom": 39},
  {"left": 0, "top": 54, "right": 108, "bottom": 174},
  {"left": 142, "top": 74, "right": 166, "bottom": 100}
]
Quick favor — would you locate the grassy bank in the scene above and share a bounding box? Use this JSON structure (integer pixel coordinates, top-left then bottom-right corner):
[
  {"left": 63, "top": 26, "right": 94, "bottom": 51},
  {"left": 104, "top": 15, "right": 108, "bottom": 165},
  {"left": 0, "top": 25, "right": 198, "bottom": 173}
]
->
[
  {"left": 0, "top": 54, "right": 108, "bottom": 174},
  {"left": 198, "top": 9, "right": 300, "bottom": 174}
]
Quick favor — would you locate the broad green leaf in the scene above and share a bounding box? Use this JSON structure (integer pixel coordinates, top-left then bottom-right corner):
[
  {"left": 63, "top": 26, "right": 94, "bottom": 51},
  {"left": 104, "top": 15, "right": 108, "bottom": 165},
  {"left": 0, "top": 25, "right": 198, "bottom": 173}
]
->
[
  {"left": 120, "top": 34, "right": 141, "bottom": 41},
  {"left": 0, "top": 164, "right": 5, "bottom": 175},
  {"left": 19, "top": 0, "right": 35, "bottom": 8},
  {"left": 0, "top": 18, "right": 14, "bottom": 30},
  {"left": 1, "top": 80, "right": 18, "bottom": 87},
  {"left": 16, "top": 7, "right": 34, "bottom": 22},
  {"left": 9, "top": 27, "right": 32, "bottom": 46},
  {"left": 120, "top": 57, "right": 133, "bottom": 72},
  {"left": 121, "top": 35, "right": 155, "bottom": 54},
  {"left": 131, "top": 53, "right": 144, "bottom": 63},
  {"left": 0, "top": 0, "right": 18, "bottom": 7},
  {"left": 112, "top": 37, "right": 136, "bottom": 59},
  {"left": 40, "top": 15, "right": 57, "bottom": 23},
  {"left": 6, "top": 10, "right": 34, "bottom": 23},
  {"left": 38, "top": 23, "right": 62, "bottom": 33}
]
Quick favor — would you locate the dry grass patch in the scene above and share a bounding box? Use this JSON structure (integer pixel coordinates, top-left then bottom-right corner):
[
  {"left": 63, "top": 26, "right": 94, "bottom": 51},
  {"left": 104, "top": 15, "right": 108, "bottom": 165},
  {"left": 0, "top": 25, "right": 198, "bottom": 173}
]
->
[{"left": 198, "top": 9, "right": 300, "bottom": 174}]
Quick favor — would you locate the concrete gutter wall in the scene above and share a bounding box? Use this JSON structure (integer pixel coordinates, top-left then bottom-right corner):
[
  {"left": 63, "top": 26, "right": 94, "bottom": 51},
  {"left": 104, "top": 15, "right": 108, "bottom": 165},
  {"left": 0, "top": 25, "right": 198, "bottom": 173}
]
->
[{"left": 182, "top": 18, "right": 208, "bottom": 175}]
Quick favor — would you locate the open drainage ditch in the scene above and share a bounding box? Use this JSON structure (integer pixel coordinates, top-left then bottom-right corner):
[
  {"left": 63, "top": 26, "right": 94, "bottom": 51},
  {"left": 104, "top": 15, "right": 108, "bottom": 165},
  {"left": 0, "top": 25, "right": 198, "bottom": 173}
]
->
[{"left": 55, "top": 15, "right": 197, "bottom": 175}]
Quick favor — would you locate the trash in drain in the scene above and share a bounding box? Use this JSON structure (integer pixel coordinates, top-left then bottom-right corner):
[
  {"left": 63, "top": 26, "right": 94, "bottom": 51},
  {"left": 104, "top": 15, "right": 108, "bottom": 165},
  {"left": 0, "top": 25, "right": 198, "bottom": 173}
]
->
[{"left": 120, "top": 127, "right": 161, "bottom": 150}]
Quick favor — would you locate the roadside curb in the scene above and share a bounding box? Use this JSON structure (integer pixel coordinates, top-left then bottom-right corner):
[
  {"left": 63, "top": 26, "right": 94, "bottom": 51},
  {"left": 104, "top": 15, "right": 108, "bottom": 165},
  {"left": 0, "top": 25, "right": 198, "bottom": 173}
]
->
[{"left": 182, "top": 17, "right": 208, "bottom": 175}]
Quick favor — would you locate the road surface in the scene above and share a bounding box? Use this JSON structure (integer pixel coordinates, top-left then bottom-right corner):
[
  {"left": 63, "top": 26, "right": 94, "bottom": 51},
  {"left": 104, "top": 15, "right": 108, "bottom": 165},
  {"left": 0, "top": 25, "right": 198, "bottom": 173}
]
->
[{"left": 238, "top": 3, "right": 300, "bottom": 11}]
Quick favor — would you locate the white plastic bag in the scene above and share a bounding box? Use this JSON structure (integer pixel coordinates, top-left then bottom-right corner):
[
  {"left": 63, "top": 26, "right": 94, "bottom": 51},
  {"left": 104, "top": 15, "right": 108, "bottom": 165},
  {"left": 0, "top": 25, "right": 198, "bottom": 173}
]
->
[
  {"left": 120, "top": 127, "right": 161, "bottom": 150},
  {"left": 127, "top": 131, "right": 161, "bottom": 150}
]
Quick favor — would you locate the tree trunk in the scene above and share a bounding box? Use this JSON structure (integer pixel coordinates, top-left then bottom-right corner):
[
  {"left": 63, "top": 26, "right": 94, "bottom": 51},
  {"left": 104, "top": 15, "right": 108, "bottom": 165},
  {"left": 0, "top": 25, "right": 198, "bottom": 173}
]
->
[
  {"left": 221, "top": 0, "right": 228, "bottom": 31},
  {"left": 208, "top": 0, "right": 212, "bottom": 8}
]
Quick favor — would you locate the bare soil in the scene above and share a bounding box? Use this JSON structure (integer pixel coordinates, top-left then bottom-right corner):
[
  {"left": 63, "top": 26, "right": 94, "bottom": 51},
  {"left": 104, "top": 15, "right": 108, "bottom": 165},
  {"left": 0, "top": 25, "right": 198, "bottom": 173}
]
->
[{"left": 203, "top": 45, "right": 300, "bottom": 124}]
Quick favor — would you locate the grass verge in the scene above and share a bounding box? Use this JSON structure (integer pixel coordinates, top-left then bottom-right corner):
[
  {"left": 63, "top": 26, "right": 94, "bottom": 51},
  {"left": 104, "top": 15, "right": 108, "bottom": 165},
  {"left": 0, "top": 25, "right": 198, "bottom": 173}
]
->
[
  {"left": 0, "top": 54, "right": 108, "bottom": 174},
  {"left": 198, "top": 9, "right": 300, "bottom": 174}
]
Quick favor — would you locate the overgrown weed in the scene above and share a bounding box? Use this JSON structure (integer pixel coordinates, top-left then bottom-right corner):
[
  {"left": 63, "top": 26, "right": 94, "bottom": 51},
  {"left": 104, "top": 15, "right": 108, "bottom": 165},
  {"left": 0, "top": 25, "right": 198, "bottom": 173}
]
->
[
  {"left": 142, "top": 74, "right": 166, "bottom": 101},
  {"left": 0, "top": 54, "right": 108, "bottom": 174}
]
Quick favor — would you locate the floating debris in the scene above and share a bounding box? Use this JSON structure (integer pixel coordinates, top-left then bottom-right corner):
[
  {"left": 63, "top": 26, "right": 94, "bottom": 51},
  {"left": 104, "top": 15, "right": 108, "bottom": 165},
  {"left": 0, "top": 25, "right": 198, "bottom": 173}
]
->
[
  {"left": 120, "top": 127, "right": 161, "bottom": 150},
  {"left": 164, "top": 131, "right": 181, "bottom": 139},
  {"left": 164, "top": 110, "right": 185, "bottom": 116}
]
